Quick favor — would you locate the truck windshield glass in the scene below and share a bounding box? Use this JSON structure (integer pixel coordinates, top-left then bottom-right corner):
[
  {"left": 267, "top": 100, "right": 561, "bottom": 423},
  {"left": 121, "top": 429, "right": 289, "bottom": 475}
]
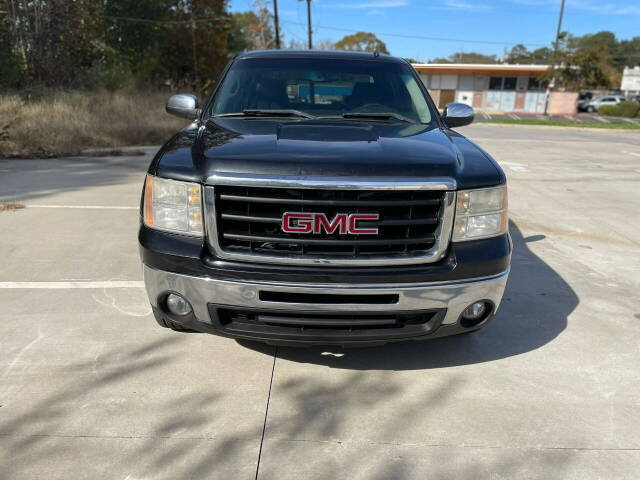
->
[{"left": 209, "top": 57, "right": 434, "bottom": 124}]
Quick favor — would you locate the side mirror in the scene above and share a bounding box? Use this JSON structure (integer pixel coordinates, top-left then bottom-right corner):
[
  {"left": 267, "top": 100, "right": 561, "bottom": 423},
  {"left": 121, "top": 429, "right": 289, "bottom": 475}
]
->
[
  {"left": 166, "top": 94, "right": 200, "bottom": 120},
  {"left": 442, "top": 102, "right": 474, "bottom": 128}
]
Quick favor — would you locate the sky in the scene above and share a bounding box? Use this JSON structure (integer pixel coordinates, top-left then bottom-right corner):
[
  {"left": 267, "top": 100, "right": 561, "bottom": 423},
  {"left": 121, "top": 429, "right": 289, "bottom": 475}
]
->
[{"left": 229, "top": 0, "right": 640, "bottom": 62}]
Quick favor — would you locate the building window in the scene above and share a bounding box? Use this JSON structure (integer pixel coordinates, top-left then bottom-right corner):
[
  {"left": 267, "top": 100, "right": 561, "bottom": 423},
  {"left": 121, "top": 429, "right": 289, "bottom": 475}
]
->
[
  {"left": 528, "top": 77, "right": 541, "bottom": 91},
  {"left": 489, "top": 77, "right": 503, "bottom": 90},
  {"left": 503, "top": 77, "right": 517, "bottom": 90}
]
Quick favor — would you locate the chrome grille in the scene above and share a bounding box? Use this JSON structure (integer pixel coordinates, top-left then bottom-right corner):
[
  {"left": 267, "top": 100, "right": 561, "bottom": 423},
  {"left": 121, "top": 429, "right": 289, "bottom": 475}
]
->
[{"left": 204, "top": 176, "right": 456, "bottom": 266}]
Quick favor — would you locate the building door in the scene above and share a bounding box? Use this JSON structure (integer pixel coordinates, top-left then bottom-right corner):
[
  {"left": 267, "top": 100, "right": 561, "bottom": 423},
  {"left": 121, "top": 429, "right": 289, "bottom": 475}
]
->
[
  {"left": 439, "top": 90, "right": 455, "bottom": 108},
  {"left": 473, "top": 91, "right": 484, "bottom": 108},
  {"left": 515, "top": 92, "right": 526, "bottom": 111}
]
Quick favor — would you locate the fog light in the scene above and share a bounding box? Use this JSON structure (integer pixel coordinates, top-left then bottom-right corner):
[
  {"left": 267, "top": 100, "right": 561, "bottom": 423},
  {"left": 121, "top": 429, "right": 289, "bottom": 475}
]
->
[
  {"left": 166, "top": 293, "right": 192, "bottom": 316},
  {"left": 462, "top": 302, "right": 487, "bottom": 321}
]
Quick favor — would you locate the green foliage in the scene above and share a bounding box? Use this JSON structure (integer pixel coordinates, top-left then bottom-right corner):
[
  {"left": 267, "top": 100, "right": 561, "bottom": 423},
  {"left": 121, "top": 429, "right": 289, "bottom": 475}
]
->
[
  {"left": 619, "top": 101, "right": 640, "bottom": 118},
  {"left": 600, "top": 101, "right": 640, "bottom": 118},
  {"left": 543, "top": 45, "right": 619, "bottom": 90},
  {"left": 230, "top": 1, "right": 279, "bottom": 52},
  {"left": 334, "top": 32, "right": 389, "bottom": 54},
  {"left": 506, "top": 45, "right": 552, "bottom": 64},
  {"left": 0, "top": 51, "right": 22, "bottom": 88},
  {"left": 0, "top": 123, "right": 10, "bottom": 142},
  {"left": 430, "top": 52, "right": 499, "bottom": 64},
  {"left": 598, "top": 105, "right": 621, "bottom": 116}
]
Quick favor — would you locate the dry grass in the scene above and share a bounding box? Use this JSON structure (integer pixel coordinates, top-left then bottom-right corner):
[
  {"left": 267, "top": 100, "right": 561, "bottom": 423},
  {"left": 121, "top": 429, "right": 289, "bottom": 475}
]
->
[
  {"left": 0, "top": 202, "right": 26, "bottom": 211},
  {"left": 0, "top": 90, "right": 188, "bottom": 158}
]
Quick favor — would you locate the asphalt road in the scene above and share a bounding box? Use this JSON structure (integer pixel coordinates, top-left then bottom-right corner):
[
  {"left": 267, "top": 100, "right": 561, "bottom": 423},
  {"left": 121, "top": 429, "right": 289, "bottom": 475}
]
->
[{"left": 1, "top": 125, "right": 640, "bottom": 479}]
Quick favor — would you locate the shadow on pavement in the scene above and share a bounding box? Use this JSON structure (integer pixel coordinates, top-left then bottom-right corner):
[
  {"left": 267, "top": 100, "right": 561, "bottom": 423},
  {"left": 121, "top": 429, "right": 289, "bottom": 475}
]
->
[
  {"left": 240, "top": 221, "right": 578, "bottom": 370},
  {"left": 0, "top": 154, "right": 152, "bottom": 204},
  {"left": 0, "top": 221, "right": 580, "bottom": 479}
]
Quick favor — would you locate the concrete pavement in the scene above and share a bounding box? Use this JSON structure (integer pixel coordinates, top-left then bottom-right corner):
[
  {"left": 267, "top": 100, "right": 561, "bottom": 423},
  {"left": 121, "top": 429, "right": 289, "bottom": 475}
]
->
[{"left": 1, "top": 125, "right": 639, "bottom": 479}]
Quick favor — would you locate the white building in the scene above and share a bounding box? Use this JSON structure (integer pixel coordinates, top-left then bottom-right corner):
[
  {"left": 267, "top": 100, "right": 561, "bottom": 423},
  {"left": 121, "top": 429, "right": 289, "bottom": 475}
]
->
[
  {"left": 411, "top": 63, "right": 578, "bottom": 115},
  {"left": 621, "top": 66, "right": 640, "bottom": 95}
]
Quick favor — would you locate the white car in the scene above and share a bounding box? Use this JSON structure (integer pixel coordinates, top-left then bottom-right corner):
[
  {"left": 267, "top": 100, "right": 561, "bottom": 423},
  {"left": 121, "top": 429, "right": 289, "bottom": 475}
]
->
[{"left": 581, "top": 95, "right": 625, "bottom": 113}]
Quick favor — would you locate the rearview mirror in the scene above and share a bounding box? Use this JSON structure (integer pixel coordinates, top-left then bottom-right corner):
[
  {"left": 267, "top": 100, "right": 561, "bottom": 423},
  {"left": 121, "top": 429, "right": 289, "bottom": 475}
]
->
[
  {"left": 442, "top": 102, "right": 474, "bottom": 128},
  {"left": 166, "top": 94, "right": 200, "bottom": 120}
]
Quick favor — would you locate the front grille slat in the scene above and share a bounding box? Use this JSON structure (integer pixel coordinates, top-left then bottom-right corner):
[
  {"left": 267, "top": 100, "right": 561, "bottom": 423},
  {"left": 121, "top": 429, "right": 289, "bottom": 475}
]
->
[
  {"left": 223, "top": 232, "right": 435, "bottom": 246},
  {"left": 213, "top": 307, "right": 443, "bottom": 332},
  {"left": 257, "top": 314, "right": 397, "bottom": 327},
  {"left": 211, "top": 184, "right": 451, "bottom": 264},
  {"left": 219, "top": 194, "right": 440, "bottom": 207}
]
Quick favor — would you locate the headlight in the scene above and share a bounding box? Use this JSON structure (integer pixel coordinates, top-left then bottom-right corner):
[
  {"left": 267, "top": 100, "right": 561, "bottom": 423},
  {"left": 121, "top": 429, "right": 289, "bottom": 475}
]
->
[
  {"left": 143, "top": 175, "right": 203, "bottom": 236},
  {"left": 452, "top": 185, "right": 507, "bottom": 241}
]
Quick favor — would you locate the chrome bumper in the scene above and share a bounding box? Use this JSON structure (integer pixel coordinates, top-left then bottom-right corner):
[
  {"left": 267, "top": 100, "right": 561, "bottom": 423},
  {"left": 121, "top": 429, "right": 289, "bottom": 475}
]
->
[{"left": 143, "top": 265, "right": 509, "bottom": 329}]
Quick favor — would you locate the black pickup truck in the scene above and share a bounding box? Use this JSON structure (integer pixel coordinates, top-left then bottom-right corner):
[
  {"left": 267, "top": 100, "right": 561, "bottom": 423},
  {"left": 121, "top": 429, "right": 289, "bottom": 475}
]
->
[{"left": 139, "top": 50, "right": 511, "bottom": 346}]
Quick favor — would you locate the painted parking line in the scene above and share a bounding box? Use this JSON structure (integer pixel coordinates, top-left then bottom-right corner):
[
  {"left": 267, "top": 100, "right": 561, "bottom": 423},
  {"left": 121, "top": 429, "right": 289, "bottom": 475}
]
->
[
  {"left": 596, "top": 116, "right": 611, "bottom": 123},
  {"left": 0, "top": 281, "right": 144, "bottom": 289},
  {"left": 621, "top": 118, "right": 640, "bottom": 125},
  {"left": 26, "top": 205, "right": 138, "bottom": 210},
  {"left": 500, "top": 161, "right": 528, "bottom": 172},
  {"left": 508, "top": 113, "right": 520, "bottom": 120}
]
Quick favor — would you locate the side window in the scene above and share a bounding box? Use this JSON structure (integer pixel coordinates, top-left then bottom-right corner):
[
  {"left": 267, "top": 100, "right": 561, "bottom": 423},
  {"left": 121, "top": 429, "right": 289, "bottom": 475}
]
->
[
  {"left": 503, "top": 77, "right": 517, "bottom": 90},
  {"left": 489, "top": 77, "right": 503, "bottom": 90},
  {"left": 528, "top": 77, "right": 540, "bottom": 91}
]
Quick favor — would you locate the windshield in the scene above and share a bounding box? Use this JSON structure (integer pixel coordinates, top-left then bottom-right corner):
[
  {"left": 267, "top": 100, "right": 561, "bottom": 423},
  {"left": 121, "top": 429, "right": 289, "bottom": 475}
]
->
[{"left": 208, "top": 57, "right": 435, "bottom": 124}]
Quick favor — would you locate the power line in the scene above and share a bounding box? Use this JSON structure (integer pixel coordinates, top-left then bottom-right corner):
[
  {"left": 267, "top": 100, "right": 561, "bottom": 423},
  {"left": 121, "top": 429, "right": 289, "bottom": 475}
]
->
[
  {"left": 101, "top": 15, "right": 225, "bottom": 25},
  {"left": 282, "top": 21, "right": 549, "bottom": 48}
]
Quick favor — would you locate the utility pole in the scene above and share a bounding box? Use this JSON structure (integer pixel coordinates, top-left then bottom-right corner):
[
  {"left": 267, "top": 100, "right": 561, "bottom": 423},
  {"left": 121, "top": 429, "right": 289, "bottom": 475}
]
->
[
  {"left": 273, "top": 0, "right": 280, "bottom": 49},
  {"left": 553, "top": 0, "right": 566, "bottom": 57},
  {"left": 298, "top": 0, "right": 312, "bottom": 49},
  {"left": 553, "top": 0, "right": 565, "bottom": 61},
  {"left": 306, "top": 0, "right": 312, "bottom": 49},
  {"left": 545, "top": 0, "right": 566, "bottom": 116}
]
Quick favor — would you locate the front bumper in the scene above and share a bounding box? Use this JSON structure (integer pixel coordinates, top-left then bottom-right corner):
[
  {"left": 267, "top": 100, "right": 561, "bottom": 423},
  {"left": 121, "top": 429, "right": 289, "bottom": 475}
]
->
[{"left": 143, "top": 264, "right": 509, "bottom": 346}]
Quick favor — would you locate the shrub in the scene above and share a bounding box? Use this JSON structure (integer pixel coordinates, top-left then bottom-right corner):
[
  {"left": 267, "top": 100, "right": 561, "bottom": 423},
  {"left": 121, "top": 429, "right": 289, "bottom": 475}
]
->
[
  {"left": 618, "top": 101, "right": 640, "bottom": 118},
  {"left": 0, "top": 123, "right": 9, "bottom": 142},
  {"left": 599, "top": 101, "right": 640, "bottom": 118},
  {"left": 0, "top": 52, "right": 22, "bottom": 89},
  {"left": 598, "top": 105, "right": 621, "bottom": 116}
]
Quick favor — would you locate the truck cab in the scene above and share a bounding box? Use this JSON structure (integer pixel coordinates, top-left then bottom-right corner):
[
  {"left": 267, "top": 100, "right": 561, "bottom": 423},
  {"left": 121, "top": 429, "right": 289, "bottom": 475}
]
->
[{"left": 139, "top": 50, "right": 511, "bottom": 346}]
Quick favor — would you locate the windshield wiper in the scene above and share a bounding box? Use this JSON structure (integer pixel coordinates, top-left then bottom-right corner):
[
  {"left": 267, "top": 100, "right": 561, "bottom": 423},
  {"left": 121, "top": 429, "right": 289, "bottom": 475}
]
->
[
  {"left": 342, "top": 112, "right": 415, "bottom": 123},
  {"left": 215, "top": 109, "right": 316, "bottom": 119}
]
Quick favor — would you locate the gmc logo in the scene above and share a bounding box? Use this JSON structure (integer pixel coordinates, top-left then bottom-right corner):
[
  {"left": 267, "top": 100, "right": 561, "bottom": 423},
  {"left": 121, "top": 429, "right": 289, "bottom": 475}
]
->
[{"left": 282, "top": 212, "right": 379, "bottom": 235}]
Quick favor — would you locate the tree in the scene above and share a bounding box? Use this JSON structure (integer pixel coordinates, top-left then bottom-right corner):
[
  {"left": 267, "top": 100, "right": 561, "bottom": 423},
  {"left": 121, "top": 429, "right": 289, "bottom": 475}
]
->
[
  {"left": 506, "top": 44, "right": 552, "bottom": 64},
  {"left": 286, "top": 38, "right": 334, "bottom": 50},
  {"left": 230, "top": 0, "right": 279, "bottom": 52},
  {"left": 430, "top": 52, "right": 499, "bottom": 64},
  {"left": 612, "top": 36, "right": 640, "bottom": 71},
  {"left": 545, "top": 45, "right": 619, "bottom": 90},
  {"left": 334, "top": 32, "right": 389, "bottom": 54},
  {"left": 0, "top": 2, "right": 22, "bottom": 87},
  {"left": 3, "top": 0, "right": 105, "bottom": 87}
]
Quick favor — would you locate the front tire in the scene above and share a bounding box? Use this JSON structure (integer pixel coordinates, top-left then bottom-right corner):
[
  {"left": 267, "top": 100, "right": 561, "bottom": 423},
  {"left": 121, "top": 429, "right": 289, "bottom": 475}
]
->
[{"left": 587, "top": 106, "right": 595, "bottom": 113}]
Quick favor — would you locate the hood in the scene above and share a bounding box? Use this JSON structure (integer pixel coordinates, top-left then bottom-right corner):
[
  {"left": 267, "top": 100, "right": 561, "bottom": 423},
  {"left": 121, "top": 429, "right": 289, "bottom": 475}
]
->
[{"left": 153, "top": 118, "right": 504, "bottom": 189}]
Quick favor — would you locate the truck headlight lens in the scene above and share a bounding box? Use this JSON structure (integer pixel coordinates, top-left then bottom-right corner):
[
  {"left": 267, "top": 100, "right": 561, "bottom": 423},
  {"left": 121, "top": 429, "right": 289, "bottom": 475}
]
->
[
  {"left": 143, "top": 175, "right": 203, "bottom": 236},
  {"left": 452, "top": 185, "right": 507, "bottom": 241}
]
